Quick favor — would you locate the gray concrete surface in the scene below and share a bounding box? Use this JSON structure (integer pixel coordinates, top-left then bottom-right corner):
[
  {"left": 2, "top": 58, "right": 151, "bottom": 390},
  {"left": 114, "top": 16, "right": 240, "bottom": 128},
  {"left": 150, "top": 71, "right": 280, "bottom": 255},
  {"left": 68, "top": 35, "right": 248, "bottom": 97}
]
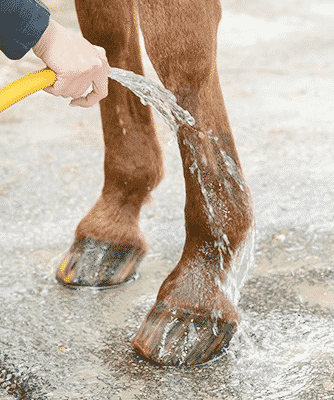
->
[{"left": 0, "top": 0, "right": 334, "bottom": 398}]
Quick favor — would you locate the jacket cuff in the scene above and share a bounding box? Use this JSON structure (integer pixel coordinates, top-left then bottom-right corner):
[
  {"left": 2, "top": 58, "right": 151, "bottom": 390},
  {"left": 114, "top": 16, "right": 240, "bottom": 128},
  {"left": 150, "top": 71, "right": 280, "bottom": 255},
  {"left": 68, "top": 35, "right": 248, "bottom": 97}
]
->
[{"left": 0, "top": 0, "right": 51, "bottom": 60}]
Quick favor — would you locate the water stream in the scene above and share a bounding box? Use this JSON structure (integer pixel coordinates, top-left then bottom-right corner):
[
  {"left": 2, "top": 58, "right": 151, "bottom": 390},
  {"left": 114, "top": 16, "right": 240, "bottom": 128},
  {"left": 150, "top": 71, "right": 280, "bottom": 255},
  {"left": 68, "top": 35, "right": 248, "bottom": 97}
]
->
[{"left": 109, "top": 68, "right": 196, "bottom": 131}]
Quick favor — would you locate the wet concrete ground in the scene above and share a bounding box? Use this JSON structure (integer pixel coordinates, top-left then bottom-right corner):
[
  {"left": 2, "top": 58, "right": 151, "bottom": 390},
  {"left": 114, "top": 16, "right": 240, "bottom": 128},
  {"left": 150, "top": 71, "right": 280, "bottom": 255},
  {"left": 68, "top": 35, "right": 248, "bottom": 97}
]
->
[{"left": 0, "top": 0, "right": 334, "bottom": 398}]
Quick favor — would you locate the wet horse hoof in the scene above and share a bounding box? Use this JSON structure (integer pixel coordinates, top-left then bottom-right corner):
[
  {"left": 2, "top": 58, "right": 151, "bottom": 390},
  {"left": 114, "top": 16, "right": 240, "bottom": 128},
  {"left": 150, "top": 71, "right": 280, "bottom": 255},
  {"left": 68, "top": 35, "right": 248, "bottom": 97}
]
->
[
  {"left": 131, "top": 301, "right": 237, "bottom": 366},
  {"left": 56, "top": 237, "right": 146, "bottom": 288}
]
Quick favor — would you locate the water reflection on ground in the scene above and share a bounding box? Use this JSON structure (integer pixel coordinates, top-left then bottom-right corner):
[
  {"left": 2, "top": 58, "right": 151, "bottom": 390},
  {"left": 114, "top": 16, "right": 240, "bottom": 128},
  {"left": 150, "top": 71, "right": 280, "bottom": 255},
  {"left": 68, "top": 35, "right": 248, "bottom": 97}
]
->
[{"left": 0, "top": 228, "right": 333, "bottom": 399}]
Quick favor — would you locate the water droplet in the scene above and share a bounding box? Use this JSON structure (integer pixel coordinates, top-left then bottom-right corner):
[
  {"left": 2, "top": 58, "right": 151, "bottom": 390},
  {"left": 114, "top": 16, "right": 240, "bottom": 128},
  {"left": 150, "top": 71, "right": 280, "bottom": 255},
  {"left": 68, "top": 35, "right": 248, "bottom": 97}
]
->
[{"left": 189, "top": 161, "right": 198, "bottom": 175}]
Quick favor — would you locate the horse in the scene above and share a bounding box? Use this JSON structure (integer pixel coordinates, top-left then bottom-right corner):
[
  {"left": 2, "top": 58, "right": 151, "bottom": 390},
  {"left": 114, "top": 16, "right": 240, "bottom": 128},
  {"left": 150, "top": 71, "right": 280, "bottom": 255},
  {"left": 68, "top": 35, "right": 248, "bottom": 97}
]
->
[{"left": 56, "top": 0, "right": 255, "bottom": 366}]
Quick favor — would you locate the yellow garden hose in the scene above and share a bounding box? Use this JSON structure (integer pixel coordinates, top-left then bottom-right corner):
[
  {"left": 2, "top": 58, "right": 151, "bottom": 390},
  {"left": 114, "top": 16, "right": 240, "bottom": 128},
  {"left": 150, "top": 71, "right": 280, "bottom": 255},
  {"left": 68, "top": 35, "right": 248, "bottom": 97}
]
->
[{"left": 0, "top": 69, "right": 57, "bottom": 113}]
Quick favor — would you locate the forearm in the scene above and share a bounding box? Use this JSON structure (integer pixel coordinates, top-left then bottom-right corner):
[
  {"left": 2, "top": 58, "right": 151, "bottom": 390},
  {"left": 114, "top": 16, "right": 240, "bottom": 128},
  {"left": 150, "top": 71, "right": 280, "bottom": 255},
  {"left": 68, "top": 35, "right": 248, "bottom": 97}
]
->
[{"left": 1, "top": 1, "right": 112, "bottom": 108}]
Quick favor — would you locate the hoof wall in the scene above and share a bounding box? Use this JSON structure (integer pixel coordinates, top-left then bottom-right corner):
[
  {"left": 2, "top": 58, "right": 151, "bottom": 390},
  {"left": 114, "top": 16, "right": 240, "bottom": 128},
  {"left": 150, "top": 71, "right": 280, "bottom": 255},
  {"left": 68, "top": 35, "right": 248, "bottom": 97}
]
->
[
  {"left": 56, "top": 237, "right": 145, "bottom": 288},
  {"left": 132, "top": 301, "right": 237, "bottom": 366}
]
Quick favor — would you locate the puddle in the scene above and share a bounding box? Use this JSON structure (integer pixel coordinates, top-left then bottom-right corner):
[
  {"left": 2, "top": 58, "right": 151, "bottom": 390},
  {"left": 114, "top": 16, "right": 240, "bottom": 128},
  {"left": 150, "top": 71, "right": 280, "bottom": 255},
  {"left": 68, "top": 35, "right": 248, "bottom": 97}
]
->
[
  {"left": 294, "top": 282, "right": 334, "bottom": 310},
  {"left": 224, "top": 309, "right": 334, "bottom": 399},
  {"left": 1, "top": 217, "right": 334, "bottom": 399}
]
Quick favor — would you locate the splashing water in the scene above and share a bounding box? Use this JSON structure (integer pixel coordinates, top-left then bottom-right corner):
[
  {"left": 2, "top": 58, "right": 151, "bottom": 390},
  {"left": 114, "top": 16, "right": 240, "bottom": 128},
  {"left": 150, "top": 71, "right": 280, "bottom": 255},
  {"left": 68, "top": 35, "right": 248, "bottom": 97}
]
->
[
  {"left": 223, "top": 223, "right": 256, "bottom": 307},
  {"left": 109, "top": 68, "right": 196, "bottom": 131},
  {"left": 221, "top": 309, "right": 334, "bottom": 399}
]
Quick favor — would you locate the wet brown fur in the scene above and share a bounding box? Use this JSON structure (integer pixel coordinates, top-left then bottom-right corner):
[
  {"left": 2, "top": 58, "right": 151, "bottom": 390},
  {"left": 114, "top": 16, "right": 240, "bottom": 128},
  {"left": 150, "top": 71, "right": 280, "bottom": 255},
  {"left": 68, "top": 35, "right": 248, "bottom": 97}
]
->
[{"left": 57, "top": 0, "right": 254, "bottom": 365}]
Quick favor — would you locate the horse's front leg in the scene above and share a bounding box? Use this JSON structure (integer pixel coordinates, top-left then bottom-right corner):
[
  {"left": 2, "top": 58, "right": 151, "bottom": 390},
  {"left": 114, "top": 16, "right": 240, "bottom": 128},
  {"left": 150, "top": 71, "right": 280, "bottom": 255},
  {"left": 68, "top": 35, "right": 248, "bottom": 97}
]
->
[
  {"left": 56, "top": 0, "right": 163, "bottom": 287},
  {"left": 132, "top": 0, "right": 255, "bottom": 365}
]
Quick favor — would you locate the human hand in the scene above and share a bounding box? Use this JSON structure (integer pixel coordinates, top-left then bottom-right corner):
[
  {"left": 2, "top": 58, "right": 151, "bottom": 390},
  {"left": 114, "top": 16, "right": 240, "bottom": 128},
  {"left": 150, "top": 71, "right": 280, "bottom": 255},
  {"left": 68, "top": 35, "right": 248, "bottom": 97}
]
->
[{"left": 32, "top": 19, "right": 112, "bottom": 107}]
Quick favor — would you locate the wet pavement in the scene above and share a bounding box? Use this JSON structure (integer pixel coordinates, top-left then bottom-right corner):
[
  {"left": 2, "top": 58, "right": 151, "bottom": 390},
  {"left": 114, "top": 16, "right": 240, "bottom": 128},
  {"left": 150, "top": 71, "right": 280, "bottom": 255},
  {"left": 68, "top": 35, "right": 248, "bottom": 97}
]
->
[{"left": 0, "top": 0, "right": 334, "bottom": 398}]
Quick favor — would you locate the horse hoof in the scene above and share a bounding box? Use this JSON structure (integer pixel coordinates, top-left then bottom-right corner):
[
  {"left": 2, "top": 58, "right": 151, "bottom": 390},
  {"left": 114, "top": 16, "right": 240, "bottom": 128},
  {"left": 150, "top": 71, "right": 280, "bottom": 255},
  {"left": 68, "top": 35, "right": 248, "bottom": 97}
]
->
[
  {"left": 56, "top": 237, "right": 145, "bottom": 288},
  {"left": 131, "top": 300, "right": 237, "bottom": 366}
]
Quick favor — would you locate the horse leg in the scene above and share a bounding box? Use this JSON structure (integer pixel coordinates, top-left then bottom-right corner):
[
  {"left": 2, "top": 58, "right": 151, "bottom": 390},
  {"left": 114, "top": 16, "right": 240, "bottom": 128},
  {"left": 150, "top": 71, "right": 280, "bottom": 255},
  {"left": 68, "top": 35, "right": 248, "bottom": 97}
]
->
[
  {"left": 56, "top": 0, "right": 163, "bottom": 287},
  {"left": 131, "top": 0, "right": 255, "bottom": 365}
]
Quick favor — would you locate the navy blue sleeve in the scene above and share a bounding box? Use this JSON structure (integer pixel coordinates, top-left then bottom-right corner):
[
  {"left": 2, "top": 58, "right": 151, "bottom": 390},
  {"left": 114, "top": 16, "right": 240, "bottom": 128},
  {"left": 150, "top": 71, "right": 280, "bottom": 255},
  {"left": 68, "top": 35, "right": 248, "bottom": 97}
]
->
[{"left": 0, "top": 0, "right": 51, "bottom": 60}]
